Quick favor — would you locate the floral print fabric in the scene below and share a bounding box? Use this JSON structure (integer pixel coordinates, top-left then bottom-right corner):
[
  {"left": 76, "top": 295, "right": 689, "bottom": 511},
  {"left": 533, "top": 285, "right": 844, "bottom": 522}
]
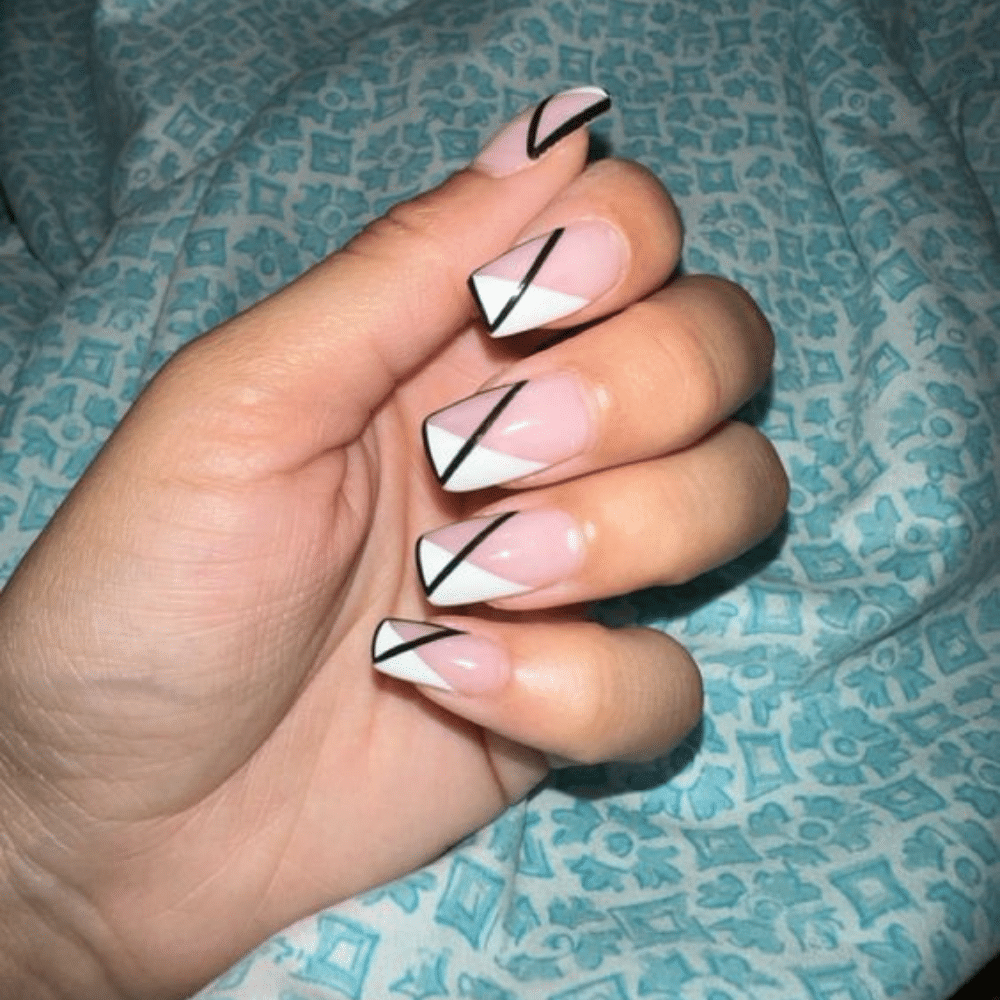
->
[{"left": 1, "top": 1, "right": 998, "bottom": 997}]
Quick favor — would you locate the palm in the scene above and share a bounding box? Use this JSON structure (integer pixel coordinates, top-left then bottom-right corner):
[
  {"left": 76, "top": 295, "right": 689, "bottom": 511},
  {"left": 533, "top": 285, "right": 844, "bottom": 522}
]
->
[
  {"left": 5, "top": 321, "right": 530, "bottom": 989},
  {"left": 1, "top": 129, "right": 598, "bottom": 987},
  {"left": 2, "top": 109, "right": 747, "bottom": 997}
]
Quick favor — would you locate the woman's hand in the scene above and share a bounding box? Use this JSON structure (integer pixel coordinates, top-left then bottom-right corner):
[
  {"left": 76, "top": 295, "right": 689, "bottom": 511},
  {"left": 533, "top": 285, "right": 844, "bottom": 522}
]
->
[{"left": 0, "top": 89, "right": 786, "bottom": 999}]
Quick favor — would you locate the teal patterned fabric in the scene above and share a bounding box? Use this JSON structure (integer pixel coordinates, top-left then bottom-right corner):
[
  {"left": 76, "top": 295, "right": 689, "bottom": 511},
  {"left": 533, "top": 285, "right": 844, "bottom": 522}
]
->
[{"left": 2, "top": 0, "right": 999, "bottom": 997}]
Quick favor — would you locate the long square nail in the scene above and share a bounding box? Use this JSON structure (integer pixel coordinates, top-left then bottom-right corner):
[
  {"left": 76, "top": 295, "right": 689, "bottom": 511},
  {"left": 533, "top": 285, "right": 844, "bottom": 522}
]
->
[
  {"left": 417, "top": 509, "right": 584, "bottom": 606},
  {"left": 468, "top": 220, "right": 625, "bottom": 338},
  {"left": 422, "top": 373, "right": 592, "bottom": 492}
]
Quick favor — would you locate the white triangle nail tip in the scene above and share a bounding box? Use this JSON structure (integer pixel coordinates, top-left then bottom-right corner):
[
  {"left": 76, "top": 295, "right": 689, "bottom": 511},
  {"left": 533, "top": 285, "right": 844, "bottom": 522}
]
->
[
  {"left": 423, "top": 423, "right": 546, "bottom": 491},
  {"left": 423, "top": 422, "right": 469, "bottom": 475},
  {"left": 371, "top": 621, "right": 452, "bottom": 691},
  {"left": 418, "top": 537, "right": 531, "bottom": 606},
  {"left": 372, "top": 619, "right": 415, "bottom": 659},
  {"left": 471, "top": 274, "right": 589, "bottom": 338},
  {"left": 469, "top": 274, "right": 522, "bottom": 325}
]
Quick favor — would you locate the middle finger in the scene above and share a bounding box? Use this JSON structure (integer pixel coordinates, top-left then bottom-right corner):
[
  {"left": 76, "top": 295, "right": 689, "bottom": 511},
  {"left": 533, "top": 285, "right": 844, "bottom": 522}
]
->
[{"left": 422, "top": 273, "right": 774, "bottom": 493}]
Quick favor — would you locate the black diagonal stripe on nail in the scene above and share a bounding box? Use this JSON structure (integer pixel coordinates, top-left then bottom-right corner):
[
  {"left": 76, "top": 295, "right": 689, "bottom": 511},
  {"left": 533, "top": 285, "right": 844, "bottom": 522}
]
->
[
  {"left": 429, "top": 379, "right": 528, "bottom": 487},
  {"left": 420, "top": 510, "right": 519, "bottom": 599},
  {"left": 526, "top": 91, "right": 612, "bottom": 160},
  {"left": 469, "top": 227, "right": 565, "bottom": 336},
  {"left": 372, "top": 619, "right": 464, "bottom": 664}
]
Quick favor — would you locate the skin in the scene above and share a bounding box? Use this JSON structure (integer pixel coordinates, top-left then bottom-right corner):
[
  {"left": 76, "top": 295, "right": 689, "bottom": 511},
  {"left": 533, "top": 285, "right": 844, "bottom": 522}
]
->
[{"left": 0, "top": 124, "right": 787, "bottom": 999}]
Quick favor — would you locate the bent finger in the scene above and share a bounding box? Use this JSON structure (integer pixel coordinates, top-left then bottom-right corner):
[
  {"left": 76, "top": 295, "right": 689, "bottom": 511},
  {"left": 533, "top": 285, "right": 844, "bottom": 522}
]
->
[
  {"left": 423, "top": 274, "right": 774, "bottom": 492},
  {"left": 372, "top": 617, "right": 702, "bottom": 765},
  {"left": 417, "top": 420, "right": 788, "bottom": 610},
  {"left": 467, "top": 157, "right": 682, "bottom": 339}
]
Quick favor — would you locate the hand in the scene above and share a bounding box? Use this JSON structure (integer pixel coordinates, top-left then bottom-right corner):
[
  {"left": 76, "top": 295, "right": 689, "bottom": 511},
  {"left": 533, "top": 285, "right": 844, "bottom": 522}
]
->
[{"left": 0, "top": 89, "right": 786, "bottom": 999}]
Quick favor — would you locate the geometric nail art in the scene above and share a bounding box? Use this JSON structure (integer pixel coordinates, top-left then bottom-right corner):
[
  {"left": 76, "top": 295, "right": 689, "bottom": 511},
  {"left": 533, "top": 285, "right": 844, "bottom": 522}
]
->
[
  {"left": 417, "top": 511, "right": 528, "bottom": 606},
  {"left": 371, "top": 618, "right": 463, "bottom": 690},
  {"left": 468, "top": 228, "right": 590, "bottom": 339},
  {"left": 422, "top": 381, "right": 546, "bottom": 491},
  {"left": 526, "top": 85, "right": 612, "bottom": 160},
  {"left": 475, "top": 85, "right": 611, "bottom": 178}
]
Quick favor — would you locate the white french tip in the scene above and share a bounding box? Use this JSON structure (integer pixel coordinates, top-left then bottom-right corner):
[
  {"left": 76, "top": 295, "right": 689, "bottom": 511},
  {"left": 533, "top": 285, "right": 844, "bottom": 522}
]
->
[
  {"left": 471, "top": 274, "right": 589, "bottom": 338},
  {"left": 423, "top": 423, "right": 546, "bottom": 491},
  {"left": 418, "top": 537, "right": 530, "bottom": 606},
  {"left": 371, "top": 620, "right": 452, "bottom": 690}
]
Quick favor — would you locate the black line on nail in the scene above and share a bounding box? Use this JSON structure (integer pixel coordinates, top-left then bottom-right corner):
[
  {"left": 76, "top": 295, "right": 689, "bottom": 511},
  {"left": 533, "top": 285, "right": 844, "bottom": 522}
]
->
[
  {"left": 420, "top": 510, "right": 519, "bottom": 599},
  {"left": 468, "top": 227, "right": 565, "bottom": 336},
  {"left": 428, "top": 380, "right": 528, "bottom": 488},
  {"left": 372, "top": 619, "right": 464, "bottom": 664},
  {"left": 527, "top": 90, "right": 612, "bottom": 160}
]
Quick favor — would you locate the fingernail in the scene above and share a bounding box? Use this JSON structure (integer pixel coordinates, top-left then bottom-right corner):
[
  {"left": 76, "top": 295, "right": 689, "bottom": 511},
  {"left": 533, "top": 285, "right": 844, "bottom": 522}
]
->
[
  {"left": 469, "top": 220, "right": 626, "bottom": 338},
  {"left": 417, "top": 509, "right": 585, "bottom": 606},
  {"left": 475, "top": 86, "right": 612, "bottom": 178},
  {"left": 422, "top": 373, "right": 593, "bottom": 492},
  {"left": 372, "top": 618, "right": 510, "bottom": 695}
]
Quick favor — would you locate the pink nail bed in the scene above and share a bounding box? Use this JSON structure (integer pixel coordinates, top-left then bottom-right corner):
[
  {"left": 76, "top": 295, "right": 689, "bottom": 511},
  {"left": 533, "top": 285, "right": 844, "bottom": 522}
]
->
[
  {"left": 469, "top": 221, "right": 626, "bottom": 338},
  {"left": 475, "top": 85, "right": 611, "bottom": 177},
  {"left": 371, "top": 619, "right": 510, "bottom": 695},
  {"left": 418, "top": 509, "right": 585, "bottom": 606},
  {"left": 422, "top": 373, "right": 593, "bottom": 492}
]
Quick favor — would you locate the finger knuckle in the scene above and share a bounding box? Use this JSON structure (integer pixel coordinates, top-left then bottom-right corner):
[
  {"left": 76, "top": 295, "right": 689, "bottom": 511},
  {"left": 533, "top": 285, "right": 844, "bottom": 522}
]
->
[
  {"left": 727, "top": 422, "right": 791, "bottom": 536},
  {"left": 651, "top": 275, "right": 775, "bottom": 430},
  {"left": 585, "top": 159, "right": 684, "bottom": 232},
  {"left": 554, "top": 649, "right": 619, "bottom": 763},
  {"left": 649, "top": 301, "right": 726, "bottom": 432},
  {"left": 729, "top": 279, "right": 776, "bottom": 367},
  {"left": 354, "top": 196, "right": 453, "bottom": 274},
  {"left": 753, "top": 430, "right": 791, "bottom": 524},
  {"left": 346, "top": 180, "right": 478, "bottom": 293}
]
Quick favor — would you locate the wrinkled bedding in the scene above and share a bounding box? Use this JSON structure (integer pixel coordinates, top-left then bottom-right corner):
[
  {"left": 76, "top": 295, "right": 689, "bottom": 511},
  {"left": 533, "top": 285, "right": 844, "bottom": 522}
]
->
[{"left": 1, "top": 1, "right": 999, "bottom": 997}]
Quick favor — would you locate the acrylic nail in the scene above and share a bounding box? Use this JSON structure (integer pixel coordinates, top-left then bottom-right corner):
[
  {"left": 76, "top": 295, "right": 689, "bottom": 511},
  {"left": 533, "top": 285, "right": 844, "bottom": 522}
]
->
[
  {"left": 371, "top": 618, "right": 510, "bottom": 694},
  {"left": 475, "top": 86, "right": 612, "bottom": 178},
  {"left": 417, "top": 509, "right": 585, "bottom": 606},
  {"left": 422, "top": 373, "right": 593, "bottom": 492},
  {"left": 469, "top": 220, "right": 626, "bottom": 338}
]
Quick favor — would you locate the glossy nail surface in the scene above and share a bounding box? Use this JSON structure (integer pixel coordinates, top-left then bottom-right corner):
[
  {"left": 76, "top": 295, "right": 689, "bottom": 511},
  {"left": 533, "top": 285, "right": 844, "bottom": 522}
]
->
[
  {"left": 371, "top": 619, "right": 510, "bottom": 694},
  {"left": 475, "top": 85, "right": 611, "bottom": 177},
  {"left": 418, "top": 509, "right": 585, "bottom": 606},
  {"left": 422, "top": 373, "right": 592, "bottom": 492},
  {"left": 469, "top": 221, "right": 626, "bottom": 338}
]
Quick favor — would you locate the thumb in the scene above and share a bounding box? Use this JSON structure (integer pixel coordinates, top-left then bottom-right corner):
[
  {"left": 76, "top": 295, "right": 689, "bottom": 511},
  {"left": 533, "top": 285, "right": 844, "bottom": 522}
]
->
[{"left": 153, "top": 87, "right": 611, "bottom": 465}]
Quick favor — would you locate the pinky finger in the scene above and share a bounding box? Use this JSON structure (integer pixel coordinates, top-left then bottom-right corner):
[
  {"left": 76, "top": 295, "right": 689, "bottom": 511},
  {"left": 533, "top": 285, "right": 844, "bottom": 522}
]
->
[{"left": 372, "top": 617, "right": 702, "bottom": 765}]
